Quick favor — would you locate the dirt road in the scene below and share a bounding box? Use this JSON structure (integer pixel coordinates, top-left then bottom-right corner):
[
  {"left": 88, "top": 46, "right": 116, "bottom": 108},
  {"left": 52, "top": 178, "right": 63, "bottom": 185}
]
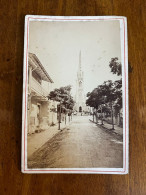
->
[{"left": 28, "top": 115, "right": 123, "bottom": 168}]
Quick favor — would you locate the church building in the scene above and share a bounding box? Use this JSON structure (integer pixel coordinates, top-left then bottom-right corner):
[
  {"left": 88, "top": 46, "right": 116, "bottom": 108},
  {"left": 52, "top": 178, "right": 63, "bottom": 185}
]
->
[{"left": 74, "top": 52, "right": 89, "bottom": 113}]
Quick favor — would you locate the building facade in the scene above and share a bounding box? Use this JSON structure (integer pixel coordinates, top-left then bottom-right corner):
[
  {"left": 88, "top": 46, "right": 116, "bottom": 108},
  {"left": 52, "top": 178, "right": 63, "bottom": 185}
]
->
[{"left": 27, "top": 53, "right": 58, "bottom": 134}]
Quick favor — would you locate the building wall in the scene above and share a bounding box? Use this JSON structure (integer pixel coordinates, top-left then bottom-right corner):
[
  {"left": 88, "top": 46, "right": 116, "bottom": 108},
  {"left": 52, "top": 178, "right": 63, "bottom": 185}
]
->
[
  {"left": 27, "top": 54, "right": 55, "bottom": 134},
  {"left": 39, "top": 101, "right": 50, "bottom": 129},
  {"left": 29, "top": 98, "right": 40, "bottom": 133},
  {"left": 48, "top": 100, "right": 58, "bottom": 125},
  {"left": 29, "top": 98, "right": 50, "bottom": 133}
]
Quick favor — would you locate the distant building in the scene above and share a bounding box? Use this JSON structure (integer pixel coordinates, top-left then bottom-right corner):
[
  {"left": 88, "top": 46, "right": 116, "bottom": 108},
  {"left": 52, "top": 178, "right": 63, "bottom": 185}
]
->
[
  {"left": 27, "top": 53, "right": 58, "bottom": 134},
  {"left": 74, "top": 52, "right": 90, "bottom": 113}
]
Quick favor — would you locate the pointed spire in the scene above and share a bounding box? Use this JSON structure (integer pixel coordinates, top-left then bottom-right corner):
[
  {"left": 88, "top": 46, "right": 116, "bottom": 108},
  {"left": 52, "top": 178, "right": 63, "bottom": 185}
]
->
[
  {"left": 77, "top": 51, "right": 83, "bottom": 79},
  {"left": 79, "top": 50, "right": 81, "bottom": 71}
]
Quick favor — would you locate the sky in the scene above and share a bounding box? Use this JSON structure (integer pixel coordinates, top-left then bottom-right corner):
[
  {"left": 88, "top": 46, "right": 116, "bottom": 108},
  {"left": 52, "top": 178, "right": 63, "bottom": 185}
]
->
[{"left": 29, "top": 20, "right": 122, "bottom": 96}]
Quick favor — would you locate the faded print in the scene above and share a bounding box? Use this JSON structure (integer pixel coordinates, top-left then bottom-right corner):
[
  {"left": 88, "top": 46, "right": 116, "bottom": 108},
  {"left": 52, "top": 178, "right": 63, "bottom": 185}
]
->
[{"left": 26, "top": 18, "right": 125, "bottom": 170}]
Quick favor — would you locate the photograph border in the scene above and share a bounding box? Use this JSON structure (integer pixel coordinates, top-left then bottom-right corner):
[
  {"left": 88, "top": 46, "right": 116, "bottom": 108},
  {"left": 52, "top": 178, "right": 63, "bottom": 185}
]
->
[{"left": 21, "top": 15, "right": 128, "bottom": 174}]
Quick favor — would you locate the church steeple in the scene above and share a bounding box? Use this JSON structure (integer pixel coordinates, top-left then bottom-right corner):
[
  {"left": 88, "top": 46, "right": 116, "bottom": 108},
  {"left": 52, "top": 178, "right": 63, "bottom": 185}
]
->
[
  {"left": 74, "top": 51, "right": 88, "bottom": 113},
  {"left": 78, "top": 51, "right": 83, "bottom": 80},
  {"left": 79, "top": 50, "right": 81, "bottom": 71}
]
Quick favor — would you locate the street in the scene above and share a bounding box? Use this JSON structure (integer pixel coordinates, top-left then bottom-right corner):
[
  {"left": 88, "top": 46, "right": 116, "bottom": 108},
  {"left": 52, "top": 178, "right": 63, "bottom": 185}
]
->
[{"left": 28, "top": 115, "right": 123, "bottom": 168}]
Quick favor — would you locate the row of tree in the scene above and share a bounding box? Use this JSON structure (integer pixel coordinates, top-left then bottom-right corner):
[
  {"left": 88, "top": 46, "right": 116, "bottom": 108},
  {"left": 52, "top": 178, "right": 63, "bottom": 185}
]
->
[{"left": 86, "top": 57, "right": 122, "bottom": 128}]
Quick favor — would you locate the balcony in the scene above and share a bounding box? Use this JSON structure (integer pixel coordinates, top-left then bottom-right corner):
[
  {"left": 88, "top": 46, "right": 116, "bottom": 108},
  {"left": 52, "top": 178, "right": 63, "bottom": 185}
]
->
[{"left": 31, "top": 77, "right": 49, "bottom": 97}]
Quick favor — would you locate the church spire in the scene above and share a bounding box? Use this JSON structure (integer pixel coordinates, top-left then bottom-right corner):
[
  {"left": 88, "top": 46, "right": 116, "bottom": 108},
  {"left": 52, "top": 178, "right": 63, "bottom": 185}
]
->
[
  {"left": 74, "top": 50, "right": 87, "bottom": 113},
  {"left": 79, "top": 50, "right": 81, "bottom": 71},
  {"left": 77, "top": 51, "right": 83, "bottom": 79}
]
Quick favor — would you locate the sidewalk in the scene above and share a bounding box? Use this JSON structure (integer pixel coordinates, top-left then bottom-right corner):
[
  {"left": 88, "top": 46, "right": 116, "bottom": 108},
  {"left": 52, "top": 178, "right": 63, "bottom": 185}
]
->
[
  {"left": 27, "top": 121, "right": 69, "bottom": 158},
  {"left": 98, "top": 120, "right": 123, "bottom": 136},
  {"left": 90, "top": 117, "right": 123, "bottom": 138}
]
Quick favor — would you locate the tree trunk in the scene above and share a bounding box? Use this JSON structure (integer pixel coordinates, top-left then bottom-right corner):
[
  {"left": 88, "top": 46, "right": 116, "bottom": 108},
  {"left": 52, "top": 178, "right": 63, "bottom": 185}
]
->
[
  {"left": 111, "top": 103, "right": 115, "bottom": 130},
  {"left": 96, "top": 109, "right": 98, "bottom": 124},
  {"left": 101, "top": 105, "right": 103, "bottom": 125},
  {"left": 58, "top": 103, "right": 61, "bottom": 130},
  {"left": 118, "top": 112, "right": 121, "bottom": 126},
  {"left": 65, "top": 114, "right": 66, "bottom": 125}
]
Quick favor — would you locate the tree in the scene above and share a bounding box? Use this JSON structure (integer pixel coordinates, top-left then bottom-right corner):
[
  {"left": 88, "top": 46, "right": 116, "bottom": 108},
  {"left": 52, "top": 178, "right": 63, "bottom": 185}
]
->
[
  {"left": 98, "top": 80, "right": 117, "bottom": 128},
  {"left": 99, "top": 80, "right": 117, "bottom": 102},
  {"left": 86, "top": 80, "right": 117, "bottom": 128},
  {"left": 49, "top": 85, "right": 74, "bottom": 109},
  {"left": 109, "top": 57, "right": 123, "bottom": 126},
  {"left": 86, "top": 89, "right": 99, "bottom": 109},
  {"left": 113, "top": 79, "right": 122, "bottom": 126},
  {"left": 48, "top": 85, "right": 75, "bottom": 129},
  {"left": 109, "top": 57, "right": 122, "bottom": 76},
  {"left": 86, "top": 77, "right": 123, "bottom": 128},
  {"left": 86, "top": 88, "right": 103, "bottom": 123}
]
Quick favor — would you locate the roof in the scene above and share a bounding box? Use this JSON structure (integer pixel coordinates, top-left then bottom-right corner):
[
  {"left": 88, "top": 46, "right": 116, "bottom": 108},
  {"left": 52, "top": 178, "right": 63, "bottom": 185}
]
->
[{"left": 28, "top": 53, "right": 54, "bottom": 83}]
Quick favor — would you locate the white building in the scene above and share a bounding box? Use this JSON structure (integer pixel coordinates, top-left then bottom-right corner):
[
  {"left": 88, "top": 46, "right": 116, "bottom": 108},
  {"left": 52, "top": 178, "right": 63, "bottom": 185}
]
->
[{"left": 27, "top": 53, "right": 58, "bottom": 134}]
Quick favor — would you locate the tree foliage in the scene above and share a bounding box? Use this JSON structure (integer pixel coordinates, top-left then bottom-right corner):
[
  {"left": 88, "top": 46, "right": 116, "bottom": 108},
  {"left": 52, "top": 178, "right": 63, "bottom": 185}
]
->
[
  {"left": 86, "top": 57, "right": 122, "bottom": 125},
  {"left": 109, "top": 57, "right": 122, "bottom": 76},
  {"left": 86, "top": 88, "right": 101, "bottom": 109},
  {"left": 113, "top": 79, "right": 122, "bottom": 114},
  {"left": 86, "top": 80, "right": 122, "bottom": 116},
  {"left": 48, "top": 85, "right": 75, "bottom": 113}
]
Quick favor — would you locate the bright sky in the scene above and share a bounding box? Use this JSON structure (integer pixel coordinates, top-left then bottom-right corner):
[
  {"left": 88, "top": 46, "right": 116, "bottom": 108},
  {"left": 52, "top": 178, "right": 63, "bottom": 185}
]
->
[{"left": 29, "top": 20, "right": 122, "bottom": 96}]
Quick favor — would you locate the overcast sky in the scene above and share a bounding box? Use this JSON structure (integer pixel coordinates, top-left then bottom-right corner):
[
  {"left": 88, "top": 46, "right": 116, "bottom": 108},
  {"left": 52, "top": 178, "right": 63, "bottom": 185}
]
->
[{"left": 29, "top": 20, "right": 121, "bottom": 96}]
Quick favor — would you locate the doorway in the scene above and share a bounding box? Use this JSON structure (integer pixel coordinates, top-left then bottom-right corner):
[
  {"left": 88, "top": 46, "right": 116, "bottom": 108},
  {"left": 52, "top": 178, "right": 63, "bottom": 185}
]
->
[{"left": 79, "top": 106, "right": 82, "bottom": 112}]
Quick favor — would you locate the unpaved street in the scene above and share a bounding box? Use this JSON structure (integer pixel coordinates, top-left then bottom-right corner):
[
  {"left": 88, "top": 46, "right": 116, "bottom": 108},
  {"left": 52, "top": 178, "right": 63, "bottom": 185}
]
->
[{"left": 28, "top": 115, "right": 123, "bottom": 168}]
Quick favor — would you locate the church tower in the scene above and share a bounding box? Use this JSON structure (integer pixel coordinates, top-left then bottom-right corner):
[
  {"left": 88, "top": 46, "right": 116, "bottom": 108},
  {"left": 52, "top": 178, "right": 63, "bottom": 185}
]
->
[{"left": 74, "top": 51, "right": 87, "bottom": 112}]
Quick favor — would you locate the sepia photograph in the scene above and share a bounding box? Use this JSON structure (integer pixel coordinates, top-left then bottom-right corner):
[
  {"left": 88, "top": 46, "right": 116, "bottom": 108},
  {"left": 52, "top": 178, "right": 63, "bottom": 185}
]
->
[{"left": 22, "top": 16, "right": 128, "bottom": 174}]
